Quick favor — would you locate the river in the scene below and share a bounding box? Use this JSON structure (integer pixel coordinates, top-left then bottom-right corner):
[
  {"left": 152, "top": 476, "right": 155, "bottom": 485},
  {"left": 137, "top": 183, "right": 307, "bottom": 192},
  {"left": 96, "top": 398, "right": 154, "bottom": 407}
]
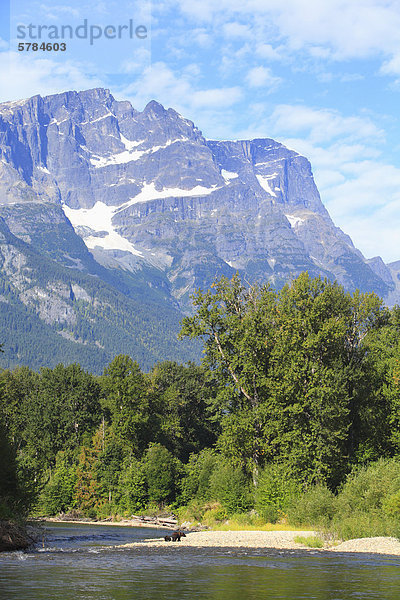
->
[{"left": 0, "top": 522, "right": 400, "bottom": 599}]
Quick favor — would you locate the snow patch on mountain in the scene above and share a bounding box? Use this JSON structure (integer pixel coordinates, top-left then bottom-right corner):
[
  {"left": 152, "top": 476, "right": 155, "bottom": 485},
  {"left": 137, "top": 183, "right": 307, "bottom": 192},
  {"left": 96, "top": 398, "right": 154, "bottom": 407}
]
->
[
  {"left": 256, "top": 174, "right": 277, "bottom": 197},
  {"left": 89, "top": 149, "right": 146, "bottom": 167},
  {"left": 221, "top": 169, "right": 239, "bottom": 181},
  {"left": 62, "top": 202, "right": 143, "bottom": 256},
  {"left": 120, "top": 134, "right": 145, "bottom": 151},
  {"left": 285, "top": 214, "right": 305, "bottom": 228},
  {"left": 118, "top": 182, "right": 221, "bottom": 210},
  {"left": 89, "top": 138, "right": 192, "bottom": 168}
]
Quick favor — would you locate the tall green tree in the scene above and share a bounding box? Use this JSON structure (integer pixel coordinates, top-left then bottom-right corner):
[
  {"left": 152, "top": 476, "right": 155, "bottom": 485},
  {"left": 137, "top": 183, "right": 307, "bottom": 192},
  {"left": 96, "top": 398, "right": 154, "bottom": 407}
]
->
[
  {"left": 74, "top": 429, "right": 103, "bottom": 514},
  {"left": 102, "top": 355, "right": 152, "bottom": 455},
  {"left": 180, "top": 273, "right": 388, "bottom": 488},
  {"left": 0, "top": 398, "right": 35, "bottom": 519},
  {"left": 150, "top": 361, "right": 218, "bottom": 461},
  {"left": 39, "top": 363, "right": 101, "bottom": 445},
  {"left": 363, "top": 305, "right": 400, "bottom": 457},
  {"left": 0, "top": 366, "right": 39, "bottom": 451},
  {"left": 41, "top": 451, "right": 78, "bottom": 515},
  {"left": 96, "top": 435, "right": 125, "bottom": 505},
  {"left": 180, "top": 274, "right": 277, "bottom": 477},
  {"left": 143, "top": 443, "right": 183, "bottom": 506},
  {"left": 19, "top": 363, "right": 101, "bottom": 474},
  {"left": 0, "top": 412, "right": 20, "bottom": 518}
]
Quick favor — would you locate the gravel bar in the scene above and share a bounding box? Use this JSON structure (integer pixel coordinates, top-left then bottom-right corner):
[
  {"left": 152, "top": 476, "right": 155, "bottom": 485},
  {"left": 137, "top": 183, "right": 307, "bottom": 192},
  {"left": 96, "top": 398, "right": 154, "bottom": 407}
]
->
[{"left": 115, "top": 530, "right": 400, "bottom": 555}]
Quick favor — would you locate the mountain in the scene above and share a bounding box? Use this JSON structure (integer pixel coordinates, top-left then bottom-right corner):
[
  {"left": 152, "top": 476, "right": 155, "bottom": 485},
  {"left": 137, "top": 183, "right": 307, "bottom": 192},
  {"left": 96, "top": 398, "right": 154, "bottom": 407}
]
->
[{"left": 0, "top": 88, "right": 397, "bottom": 371}]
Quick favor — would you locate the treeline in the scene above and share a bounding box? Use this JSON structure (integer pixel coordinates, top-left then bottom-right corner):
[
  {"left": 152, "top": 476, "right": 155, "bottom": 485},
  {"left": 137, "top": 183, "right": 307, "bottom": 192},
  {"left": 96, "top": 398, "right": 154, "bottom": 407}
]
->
[
  {"left": 0, "top": 358, "right": 218, "bottom": 519},
  {"left": 1, "top": 273, "right": 399, "bottom": 531},
  {"left": 0, "top": 274, "right": 199, "bottom": 374}
]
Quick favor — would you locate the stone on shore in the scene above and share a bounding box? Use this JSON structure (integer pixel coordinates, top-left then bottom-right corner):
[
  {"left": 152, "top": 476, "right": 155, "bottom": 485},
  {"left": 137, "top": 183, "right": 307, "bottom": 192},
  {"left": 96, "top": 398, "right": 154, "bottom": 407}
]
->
[{"left": 0, "top": 521, "right": 32, "bottom": 552}]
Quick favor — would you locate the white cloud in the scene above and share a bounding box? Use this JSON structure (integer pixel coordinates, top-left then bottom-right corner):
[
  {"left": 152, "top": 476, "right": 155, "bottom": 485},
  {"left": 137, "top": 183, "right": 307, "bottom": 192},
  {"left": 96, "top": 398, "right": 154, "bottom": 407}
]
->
[
  {"left": 322, "top": 162, "right": 400, "bottom": 215},
  {"left": 270, "top": 0, "right": 400, "bottom": 60},
  {"left": 191, "top": 87, "right": 243, "bottom": 108},
  {"left": 0, "top": 51, "right": 103, "bottom": 102},
  {"left": 381, "top": 53, "right": 400, "bottom": 75},
  {"left": 223, "top": 22, "right": 252, "bottom": 39},
  {"left": 37, "top": 3, "right": 81, "bottom": 20},
  {"left": 259, "top": 104, "right": 400, "bottom": 262},
  {"left": 339, "top": 73, "right": 365, "bottom": 82},
  {"left": 119, "top": 61, "right": 243, "bottom": 114},
  {"left": 255, "top": 43, "right": 284, "bottom": 61},
  {"left": 269, "top": 104, "right": 384, "bottom": 144},
  {"left": 245, "top": 66, "right": 282, "bottom": 89},
  {"left": 170, "top": 0, "right": 400, "bottom": 76},
  {"left": 218, "top": 43, "right": 252, "bottom": 78},
  {"left": 183, "top": 63, "right": 202, "bottom": 78},
  {"left": 119, "top": 48, "right": 152, "bottom": 74},
  {"left": 192, "top": 28, "right": 213, "bottom": 48},
  {"left": 340, "top": 214, "right": 399, "bottom": 262}
]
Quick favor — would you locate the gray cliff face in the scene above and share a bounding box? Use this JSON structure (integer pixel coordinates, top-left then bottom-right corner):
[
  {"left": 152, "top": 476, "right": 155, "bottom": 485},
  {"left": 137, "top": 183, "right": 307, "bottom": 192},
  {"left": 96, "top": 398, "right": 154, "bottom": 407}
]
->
[
  {"left": 0, "top": 215, "right": 197, "bottom": 372},
  {"left": 0, "top": 88, "right": 397, "bottom": 369},
  {"left": 385, "top": 261, "right": 400, "bottom": 306}
]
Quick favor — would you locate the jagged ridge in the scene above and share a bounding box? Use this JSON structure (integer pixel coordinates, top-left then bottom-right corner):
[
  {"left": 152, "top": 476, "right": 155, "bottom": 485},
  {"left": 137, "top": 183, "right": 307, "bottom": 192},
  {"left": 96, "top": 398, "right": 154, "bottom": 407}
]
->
[{"left": 0, "top": 88, "right": 397, "bottom": 370}]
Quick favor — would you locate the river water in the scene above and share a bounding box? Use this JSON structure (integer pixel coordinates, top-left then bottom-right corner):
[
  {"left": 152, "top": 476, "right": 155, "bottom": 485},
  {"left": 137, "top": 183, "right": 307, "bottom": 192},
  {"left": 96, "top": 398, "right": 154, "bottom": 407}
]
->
[{"left": 1, "top": 523, "right": 400, "bottom": 600}]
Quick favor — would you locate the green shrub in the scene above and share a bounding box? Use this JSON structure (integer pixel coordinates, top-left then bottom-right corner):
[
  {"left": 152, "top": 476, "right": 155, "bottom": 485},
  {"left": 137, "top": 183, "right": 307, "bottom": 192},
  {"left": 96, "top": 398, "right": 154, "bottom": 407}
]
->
[
  {"left": 202, "top": 503, "right": 228, "bottom": 525},
  {"left": 143, "top": 443, "right": 183, "bottom": 506},
  {"left": 40, "top": 452, "right": 77, "bottom": 515},
  {"left": 117, "top": 458, "right": 148, "bottom": 514},
  {"left": 209, "top": 462, "right": 252, "bottom": 514},
  {"left": 181, "top": 449, "right": 218, "bottom": 503},
  {"left": 330, "top": 512, "right": 400, "bottom": 541},
  {"left": 287, "top": 484, "right": 336, "bottom": 528},
  {"left": 86, "top": 507, "right": 98, "bottom": 519},
  {"left": 176, "top": 500, "right": 205, "bottom": 524},
  {"left": 336, "top": 458, "right": 400, "bottom": 516},
  {"left": 226, "top": 511, "right": 267, "bottom": 528},
  {"left": 260, "top": 505, "right": 280, "bottom": 524},
  {"left": 255, "top": 463, "right": 300, "bottom": 522},
  {"left": 325, "top": 459, "right": 400, "bottom": 540},
  {"left": 95, "top": 501, "right": 120, "bottom": 519},
  {"left": 382, "top": 491, "right": 400, "bottom": 518}
]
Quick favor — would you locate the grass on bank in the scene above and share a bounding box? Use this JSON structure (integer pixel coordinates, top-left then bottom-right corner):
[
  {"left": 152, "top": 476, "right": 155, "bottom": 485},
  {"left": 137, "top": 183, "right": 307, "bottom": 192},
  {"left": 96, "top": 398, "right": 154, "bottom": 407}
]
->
[
  {"left": 209, "top": 521, "right": 308, "bottom": 532},
  {"left": 293, "top": 535, "right": 324, "bottom": 548},
  {"left": 175, "top": 502, "right": 311, "bottom": 531}
]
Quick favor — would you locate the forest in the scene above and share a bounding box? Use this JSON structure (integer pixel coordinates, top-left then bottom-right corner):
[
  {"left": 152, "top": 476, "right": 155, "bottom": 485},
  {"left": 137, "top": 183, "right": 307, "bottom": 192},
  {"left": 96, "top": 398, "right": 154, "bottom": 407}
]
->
[{"left": 1, "top": 272, "right": 400, "bottom": 540}]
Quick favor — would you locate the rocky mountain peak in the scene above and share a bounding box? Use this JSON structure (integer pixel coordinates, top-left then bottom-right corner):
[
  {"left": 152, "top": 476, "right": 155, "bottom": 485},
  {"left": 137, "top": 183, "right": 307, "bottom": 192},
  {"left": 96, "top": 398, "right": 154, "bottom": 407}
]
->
[
  {"left": 143, "top": 99, "right": 168, "bottom": 117},
  {"left": 0, "top": 87, "right": 398, "bottom": 370}
]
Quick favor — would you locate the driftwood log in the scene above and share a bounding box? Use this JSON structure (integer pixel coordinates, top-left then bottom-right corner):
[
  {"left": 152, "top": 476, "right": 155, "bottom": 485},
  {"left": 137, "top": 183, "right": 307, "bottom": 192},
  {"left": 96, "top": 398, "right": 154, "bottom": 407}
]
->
[{"left": 130, "top": 515, "right": 178, "bottom": 528}]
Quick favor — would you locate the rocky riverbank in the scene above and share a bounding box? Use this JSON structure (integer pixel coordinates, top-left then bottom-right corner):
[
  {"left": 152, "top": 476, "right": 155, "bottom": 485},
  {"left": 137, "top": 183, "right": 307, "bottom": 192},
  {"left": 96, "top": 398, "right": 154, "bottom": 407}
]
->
[
  {"left": 114, "top": 530, "right": 400, "bottom": 555},
  {"left": 42, "top": 518, "right": 400, "bottom": 556},
  {"left": 0, "top": 521, "right": 35, "bottom": 552},
  {"left": 331, "top": 537, "right": 400, "bottom": 554}
]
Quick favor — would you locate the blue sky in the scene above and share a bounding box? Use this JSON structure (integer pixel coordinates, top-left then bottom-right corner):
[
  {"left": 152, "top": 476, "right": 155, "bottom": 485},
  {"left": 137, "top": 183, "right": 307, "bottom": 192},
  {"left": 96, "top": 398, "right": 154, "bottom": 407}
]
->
[{"left": 0, "top": 0, "right": 399, "bottom": 262}]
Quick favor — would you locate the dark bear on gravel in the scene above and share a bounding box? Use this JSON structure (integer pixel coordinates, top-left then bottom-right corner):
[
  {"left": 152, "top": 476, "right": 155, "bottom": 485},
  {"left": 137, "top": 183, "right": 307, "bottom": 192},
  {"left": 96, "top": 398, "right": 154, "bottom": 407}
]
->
[
  {"left": 171, "top": 530, "right": 186, "bottom": 542},
  {"left": 164, "top": 535, "right": 171, "bottom": 541}
]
